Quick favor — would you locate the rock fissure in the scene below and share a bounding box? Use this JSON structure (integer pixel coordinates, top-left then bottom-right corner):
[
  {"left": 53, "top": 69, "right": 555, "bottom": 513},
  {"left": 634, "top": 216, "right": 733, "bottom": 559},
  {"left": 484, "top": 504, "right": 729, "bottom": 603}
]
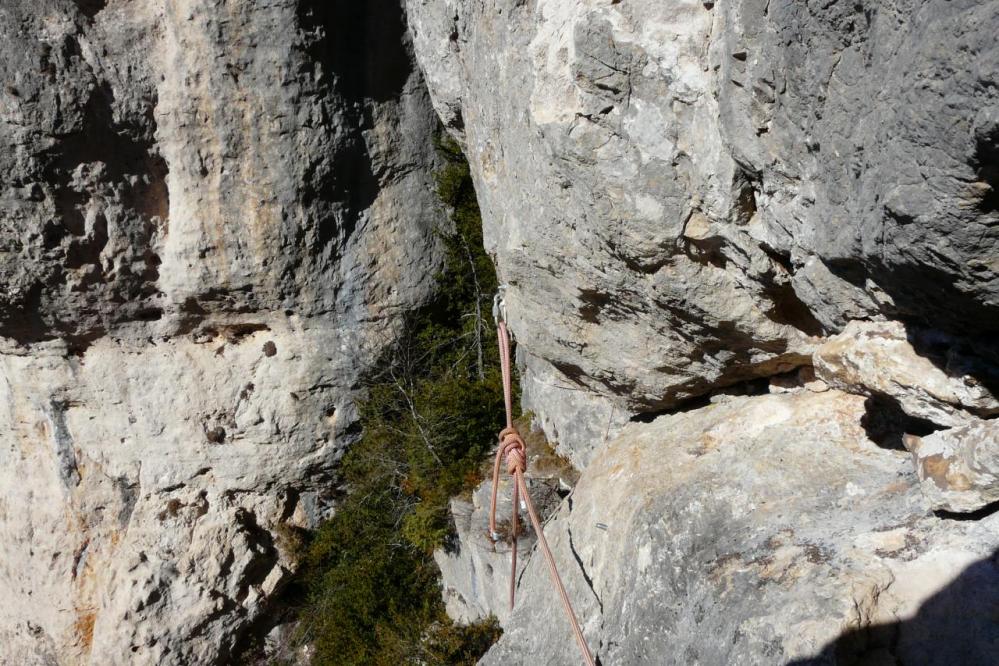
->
[{"left": 565, "top": 498, "right": 604, "bottom": 615}]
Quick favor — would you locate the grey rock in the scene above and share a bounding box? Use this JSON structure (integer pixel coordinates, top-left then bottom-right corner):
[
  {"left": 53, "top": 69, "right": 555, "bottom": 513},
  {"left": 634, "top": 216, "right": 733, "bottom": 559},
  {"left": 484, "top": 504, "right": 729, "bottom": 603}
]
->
[
  {"left": 0, "top": 1, "right": 443, "bottom": 663},
  {"left": 435, "top": 422, "right": 574, "bottom": 624},
  {"left": 908, "top": 420, "right": 999, "bottom": 514},
  {"left": 405, "top": 4, "right": 999, "bottom": 663},
  {"left": 408, "top": 0, "right": 821, "bottom": 418},
  {"left": 480, "top": 391, "right": 999, "bottom": 665},
  {"left": 520, "top": 351, "right": 630, "bottom": 468},
  {"left": 406, "top": 0, "right": 999, "bottom": 425}
]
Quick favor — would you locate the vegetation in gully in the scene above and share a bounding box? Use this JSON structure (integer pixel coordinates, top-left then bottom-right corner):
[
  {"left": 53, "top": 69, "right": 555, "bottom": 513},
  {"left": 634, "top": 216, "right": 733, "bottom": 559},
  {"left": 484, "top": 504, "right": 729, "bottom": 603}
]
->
[{"left": 289, "top": 136, "right": 507, "bottom": 665}]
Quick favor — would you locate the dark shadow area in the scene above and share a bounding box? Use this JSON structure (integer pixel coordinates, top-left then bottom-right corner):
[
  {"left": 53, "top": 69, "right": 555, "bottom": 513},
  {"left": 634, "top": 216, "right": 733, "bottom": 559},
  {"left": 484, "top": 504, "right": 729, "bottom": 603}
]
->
[
  {"left": 578, "top": 287, "right": 614, "bottom": 324},
  {"left": 788, "top": 548, "right": 999, "bottom": 665},
  {"left": 762, "top": 277, "right": 826, "bottom": 337},
  {"left": 73, "top": 0, "right": 107, "bottom": 20},
  {"left": 298, "top": 0, "right": 411, "bottom": 105},
  {"left": 758, "top": 244, "right": 828, "bottom": 337},
  {"left": 934, "top": 500, "right": 999, "bottom": 522},
  {"left": 820, "top": 254, "right": 999, "bottom": 410},
  {"left": 295, "top": 0, "right": 414, "bottom": 259},
  {"left": 0, "top": 283, "right": 50, "bottom": 345},
  {"left": 904, "top": 326, "right": 999, "bottom": 407},
  {"left": 629, "top": 376, "right": 771, "bottom": 423},
  {"left": 973, "top": 112, "right": 999, "bottom": 215},
  {"left": 825, "top": 257, "right": 999, "bottom": 341},
  {"left": 860, "top": 395, "right": 942, "bottom": 451},
  {"left": 630, "top": 393, "right": 712, "bottom": 423}
]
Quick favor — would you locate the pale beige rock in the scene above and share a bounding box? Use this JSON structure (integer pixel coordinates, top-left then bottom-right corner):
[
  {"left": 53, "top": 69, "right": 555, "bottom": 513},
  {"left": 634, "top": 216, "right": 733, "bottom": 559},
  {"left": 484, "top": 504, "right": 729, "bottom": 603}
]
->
[
  {"left": 403, "top": 2, "right": 999, "bottom": 663},
  {"left": 479, "top": 391, "right": 999, "bottom": 665},
  {"left": 907, "top": 420, "right": 999, "bottom": 513},
  {"left": 0, "top": 322, "right": 376, "bottom": 664},
  {"left": 814, "top": 320, "right": 999, "bottom": 427},
  {"left": 435, "top": 483, "right": 532, "bottom": 625},
  {"left": 0, "top": 0, "right": 443, "bottom": 663}
]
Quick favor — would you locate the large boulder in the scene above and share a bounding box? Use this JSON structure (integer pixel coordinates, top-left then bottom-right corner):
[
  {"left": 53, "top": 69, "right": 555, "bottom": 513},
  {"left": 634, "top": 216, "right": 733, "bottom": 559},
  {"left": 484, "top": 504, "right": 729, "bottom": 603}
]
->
[
  {"left": 907, "top": 420, "right": 999, "bottom": 514},
  {"left": 480, "top": 390, "right": 999, "bottom": 665},
  {"left": 814, "top": 320, "right": 999, "bottom": 428}
]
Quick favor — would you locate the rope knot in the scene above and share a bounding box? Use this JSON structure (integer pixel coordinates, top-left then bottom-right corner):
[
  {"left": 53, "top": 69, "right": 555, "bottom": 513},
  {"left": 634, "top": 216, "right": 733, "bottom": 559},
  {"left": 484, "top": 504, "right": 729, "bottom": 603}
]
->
[
  {"left": 499, "top": 426, "right": 527, "bottom": 474},
  {"left": 487, "top": 320, "right": 595, "bottom": 665}
]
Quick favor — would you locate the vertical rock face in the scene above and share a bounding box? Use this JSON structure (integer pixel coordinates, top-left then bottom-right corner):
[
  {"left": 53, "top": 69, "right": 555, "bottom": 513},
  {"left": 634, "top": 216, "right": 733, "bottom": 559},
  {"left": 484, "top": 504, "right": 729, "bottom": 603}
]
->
[
  {"left": 5, "top": 0, "right": 998, "bottom": 662},
  {"left": 407, "top": 0, "right": 999, "bottom": 439},
  {"left": 409, "top": 0, "right": 820, "bottom": 423},
  {"left": 407, "top": 1, "right": 999, "bottom": 664},
  {"left": 0, "top": 0, "right": 442, "bottom": 663}
]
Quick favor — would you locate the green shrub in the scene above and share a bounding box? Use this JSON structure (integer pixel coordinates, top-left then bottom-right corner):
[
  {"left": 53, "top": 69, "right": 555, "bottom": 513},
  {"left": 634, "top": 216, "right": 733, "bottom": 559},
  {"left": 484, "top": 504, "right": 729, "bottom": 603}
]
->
[{"left": 290, "top": 134, "right": 509, "bottom": 665}]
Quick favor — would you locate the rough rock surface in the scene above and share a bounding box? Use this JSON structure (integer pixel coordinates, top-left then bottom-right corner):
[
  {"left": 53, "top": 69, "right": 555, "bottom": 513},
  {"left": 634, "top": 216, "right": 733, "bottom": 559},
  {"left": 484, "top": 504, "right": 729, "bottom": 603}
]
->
[
  {"left": 407, "top": 0, "right": 999, "bottom": 438},
  {"left": 482, "top": 391, "right": 999, "bottom": 665},
  {"left": 0, "top": 1, "right": 442, "bottom": 663},
  {"left": 5, "top": 0, "right": 999, "bottom": 662},
  {"left": 907, "top": 420, "right": 999, "bottom": 514},
  {"left": 519, "top": 351, "right": 630, "bottom": 469},
  {"left": 405, "top": 3, "right": 999, "bottom": 663},
  {"left": 435, "top": 474, "right": 562, "bottom": 625},
  {"left": 409, "top": 0, "right": 821, "bottom": 422},
  {"left": 815, "top": 320, "right": 999, "bottom": 428},
  {"left": 435, "top": 420, "right": 576, "bottom": 624}
]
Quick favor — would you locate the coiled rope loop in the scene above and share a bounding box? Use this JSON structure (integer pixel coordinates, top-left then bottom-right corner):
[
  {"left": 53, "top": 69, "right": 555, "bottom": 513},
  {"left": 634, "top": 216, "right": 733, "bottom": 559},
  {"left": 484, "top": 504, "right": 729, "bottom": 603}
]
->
[{"left": 488, "top": 317, "right": 596, "bottom": 666}]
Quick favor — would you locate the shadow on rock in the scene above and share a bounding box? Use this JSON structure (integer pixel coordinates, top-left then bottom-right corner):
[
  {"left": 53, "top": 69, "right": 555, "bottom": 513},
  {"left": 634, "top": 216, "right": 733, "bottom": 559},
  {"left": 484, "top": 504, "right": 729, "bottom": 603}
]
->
[
  {"left": 790, "top": 548, "right": 999, "bottom": 665},
  {"left": 903, "top": 326, "right": 999, "bottom": 402}
]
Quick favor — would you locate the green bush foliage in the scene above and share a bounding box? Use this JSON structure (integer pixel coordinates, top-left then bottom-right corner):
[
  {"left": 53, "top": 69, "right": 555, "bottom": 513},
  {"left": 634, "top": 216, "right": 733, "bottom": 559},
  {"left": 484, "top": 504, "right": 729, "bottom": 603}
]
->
[{"left": 291, "top": 135, "right": 508, "bottom": 665}]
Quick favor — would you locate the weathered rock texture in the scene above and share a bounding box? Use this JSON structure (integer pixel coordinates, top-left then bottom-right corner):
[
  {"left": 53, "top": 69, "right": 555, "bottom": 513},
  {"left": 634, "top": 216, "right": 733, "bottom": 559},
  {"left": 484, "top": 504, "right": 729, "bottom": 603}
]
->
[
  {"left": 908, "top": 420, "right": 999, "bottom": 514},
  {"left": 815, "top": 320, "right": 999, "bottom": 428},
  {"left": 435, "top": 421, "right": 575, "bottom": 624},
  {"left": 407, "top": 0, "right": 999, "bottom": 437},
  {"left": 5, "top": 0, "right": 999, "bottom": 663},
  {"left": 1, "top": 0, "right": 442, "bottom": 663},
  {"left": 406, "top": 1, "right": 999, "bottom": 664},
  {"left": 484, "top": 391, "right": 999, "bottom": 665}
]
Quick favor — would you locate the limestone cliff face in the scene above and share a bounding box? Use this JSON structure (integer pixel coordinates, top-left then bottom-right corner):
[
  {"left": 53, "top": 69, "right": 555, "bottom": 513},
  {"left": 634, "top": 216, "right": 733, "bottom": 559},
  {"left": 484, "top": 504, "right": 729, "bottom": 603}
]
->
[
  {"left": 408, "top": 0, "right": 999, "bottom": 439},
  {"left": 0, "top": 1, "right": 441, "bottom": 663},
  {"left": 4, "top": 0, "right": 999, "bottom": 663},
  {"left": 407, "top": 1, "right": 999, "bottom": 663}
]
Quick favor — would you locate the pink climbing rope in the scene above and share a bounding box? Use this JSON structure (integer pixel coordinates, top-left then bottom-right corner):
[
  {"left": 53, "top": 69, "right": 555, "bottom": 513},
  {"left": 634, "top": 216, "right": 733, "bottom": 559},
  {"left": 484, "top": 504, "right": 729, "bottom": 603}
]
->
[{"left": 488, "top": 319, "right": 596, "bottom": 666}]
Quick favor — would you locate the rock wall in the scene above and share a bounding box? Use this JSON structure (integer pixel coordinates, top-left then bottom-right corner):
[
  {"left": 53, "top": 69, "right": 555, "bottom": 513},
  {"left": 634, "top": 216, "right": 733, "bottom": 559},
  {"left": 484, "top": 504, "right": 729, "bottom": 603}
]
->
[
  {"left": 486, "top": 389, "right": 999, "bottom": 665},
  {"left": 4, "top": 0, "right": 998, "bottom": 663},
  {"left": 0, "top": 0, "right": 442, "bottom": 663},
  {"left": 407, "top": 0, "right": 999, "bottom": 663},
  {"left": 408, "top": 0, "right": 999, "bottom": 432}
]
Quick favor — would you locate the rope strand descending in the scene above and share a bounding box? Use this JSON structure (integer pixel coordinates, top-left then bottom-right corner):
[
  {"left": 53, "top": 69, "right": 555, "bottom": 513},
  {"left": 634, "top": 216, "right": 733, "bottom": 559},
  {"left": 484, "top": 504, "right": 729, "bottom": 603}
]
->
[{"left": 488, "top": 320, "right": 596, "bottom": 666}]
